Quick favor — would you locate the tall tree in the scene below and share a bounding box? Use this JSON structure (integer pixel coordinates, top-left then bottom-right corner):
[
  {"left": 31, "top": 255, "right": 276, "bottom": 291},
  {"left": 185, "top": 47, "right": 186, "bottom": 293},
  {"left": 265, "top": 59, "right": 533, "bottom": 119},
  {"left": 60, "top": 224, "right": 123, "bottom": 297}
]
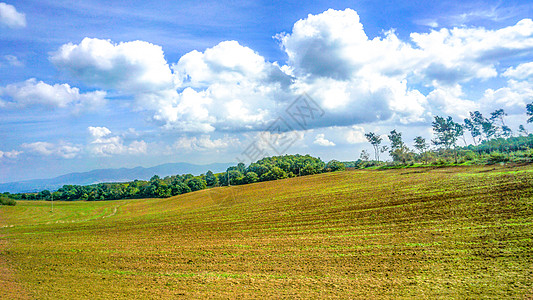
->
[
  {"left": 527, "top": 102, "right": 533, "bottom": 123},
  {"left": 365, "top": 132, "right": 383, "bottom": 162},
  {"left": 388, "top": 130, "right": 404, "bottom": 151},
  {"left": 432, "top": 116, "right": 463, "bottom": 163},
  {"left": 388, "top": 130, "right": 411, "bottom": 163},
  {"left": 414, "top": 136, "right": 429, "bottom": 164},
  {"left": 490, "top": 109, "right": 512, "bottom": 138},
  {"left": 518, "top": 125, "right": 529, "bottom": 136},
  {"left": 464, "top": 111, "right": 485, "bottom": 145}
]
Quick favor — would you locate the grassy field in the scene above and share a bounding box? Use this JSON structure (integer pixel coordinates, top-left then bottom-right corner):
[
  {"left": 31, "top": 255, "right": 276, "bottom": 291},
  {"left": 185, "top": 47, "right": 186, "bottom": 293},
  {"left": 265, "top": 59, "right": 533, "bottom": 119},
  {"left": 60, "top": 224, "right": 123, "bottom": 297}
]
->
[{"left": 1, "top": 165, "right": 532, "bottom": 299}]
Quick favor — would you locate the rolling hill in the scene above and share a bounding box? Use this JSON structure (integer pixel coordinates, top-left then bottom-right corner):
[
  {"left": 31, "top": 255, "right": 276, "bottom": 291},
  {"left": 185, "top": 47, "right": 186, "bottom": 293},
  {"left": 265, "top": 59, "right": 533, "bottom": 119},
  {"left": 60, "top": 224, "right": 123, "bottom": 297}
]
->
[
  {"left": 0, "top": 162, "right": 233, "bottom": 193},
  {"left": 1, "top": 165, "right": 532, "bottom": 298}
]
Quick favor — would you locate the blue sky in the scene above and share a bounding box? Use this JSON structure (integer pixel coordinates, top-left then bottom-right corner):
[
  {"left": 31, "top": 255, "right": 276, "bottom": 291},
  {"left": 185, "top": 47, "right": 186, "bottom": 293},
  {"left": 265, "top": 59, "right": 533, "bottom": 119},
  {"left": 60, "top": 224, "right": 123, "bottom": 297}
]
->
[{"left": 0, "top": 0, "right": 532, "bottom": 183}]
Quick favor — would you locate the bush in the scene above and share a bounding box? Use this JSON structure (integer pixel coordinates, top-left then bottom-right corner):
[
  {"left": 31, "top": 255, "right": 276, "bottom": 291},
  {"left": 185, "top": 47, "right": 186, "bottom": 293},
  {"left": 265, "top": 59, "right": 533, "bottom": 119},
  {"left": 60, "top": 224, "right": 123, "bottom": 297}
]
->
[
  {"left": 325, "top": 160, "right": 346, "bottom": 172},
  {"left": 488, "top": 152, "right": 509, "bottom": 164},
  {"left": 0, "top": 196, "right": 16, "bottom": 206}
]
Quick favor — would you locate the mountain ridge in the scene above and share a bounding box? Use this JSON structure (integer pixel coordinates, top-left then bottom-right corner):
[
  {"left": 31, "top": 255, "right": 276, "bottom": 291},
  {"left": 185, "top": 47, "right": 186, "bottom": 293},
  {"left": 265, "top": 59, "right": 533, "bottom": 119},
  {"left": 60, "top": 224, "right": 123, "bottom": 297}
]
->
[{"left": 0, "top": 162, "right": 233, "bottom": 193}]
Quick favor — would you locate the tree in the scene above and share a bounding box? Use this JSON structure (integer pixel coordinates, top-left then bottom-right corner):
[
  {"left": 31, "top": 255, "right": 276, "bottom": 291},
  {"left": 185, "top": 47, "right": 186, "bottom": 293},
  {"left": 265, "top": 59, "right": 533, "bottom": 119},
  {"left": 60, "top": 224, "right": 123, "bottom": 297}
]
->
[
  {"left": 186, "top": 177, "right": 207, "bottom": 192},
  {"left": 244, "top": 172, "right": 259, "bottom": 184},
  {"left": 205, "top": 170, "right": 218, "bottom": 187},
  {"left": 482, "top": 121, "right": 497, "bottom": 140},
  {"left": 360, "top": 150, "right": 370, "bottom": 161},
  {"left": 490, "top": 109, "right": 512, "bottom": 138},
  {"left": 388, "top": 130, "right": 411, "bottom": 163},
  {"left": 414, "top": 136, "right": 429, "bottom": 164},
  {"left": 432, "top": 116, "right": 463, "bottom": 163},
  {"left": 464, "top": 111, "right": 489, "bottom": 144},
  {"left": 527, "top": 102, "right": 533, "bottom": 123},
  {"left": 260, "top": 166, "right": 288, "bottom": 181},
  {"left": 325, "top": 160, "right": 345, "bottom": 172},
  {"left": 413, "top": 136, "right": 428, "bottom": 153},
  {"left": 388, "top": 130, "right": 404, "bottom": 151},
  {"left": 518, "top": 125, "right": 529, "bottom": 136},
  {"left": 365, "top": 132, "right": 384, "bottom": 161}
]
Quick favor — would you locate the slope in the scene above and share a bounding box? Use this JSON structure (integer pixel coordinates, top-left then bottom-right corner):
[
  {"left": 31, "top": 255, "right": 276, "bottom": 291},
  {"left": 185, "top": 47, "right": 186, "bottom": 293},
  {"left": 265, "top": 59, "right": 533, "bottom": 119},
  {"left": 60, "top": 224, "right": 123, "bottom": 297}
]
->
[{"left": 1, "top": 165, "right": 532, "bottom": 299}]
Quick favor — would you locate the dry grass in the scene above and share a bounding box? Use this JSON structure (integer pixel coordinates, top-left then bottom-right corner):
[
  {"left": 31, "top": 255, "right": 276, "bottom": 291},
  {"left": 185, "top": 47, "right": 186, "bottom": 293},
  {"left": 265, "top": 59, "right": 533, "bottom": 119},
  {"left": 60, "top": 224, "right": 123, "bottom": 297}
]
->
[{"left": 1, "top": 165, "right": 532, "bottom": 299}]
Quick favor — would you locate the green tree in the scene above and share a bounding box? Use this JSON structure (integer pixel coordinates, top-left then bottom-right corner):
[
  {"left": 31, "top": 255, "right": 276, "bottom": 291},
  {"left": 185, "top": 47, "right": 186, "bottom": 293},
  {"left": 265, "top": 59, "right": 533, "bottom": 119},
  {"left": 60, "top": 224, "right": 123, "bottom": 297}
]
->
[
  {"left": 432, "top": 116, "right": 463, "bottom": 163},
  {"left": 244, "top": 172, "right": 259, "bottom": 184},
  {"left": 527, "top": 102, "right": 533, "bottom": 123},
  {"left": 325, "top": 160, "right": 345, "bottom": 171},
  {"left": 186, "top": 177, "right": 207, "bottom": 192},
  {"left": 414, "top": 136, "right": 429, "bottom": 164},
  {"left": 360, "top": 150, "right": 370, "bottom": 161},
  {"left": 518, "top": 125, "right": 529, "bottom": 136},
  {"left": 464, "top": 111, "right": 484, "bottom": 145},
  {"left": 205, "top": 170, "right": 218, "bottom": 187},
  {"left": 388, "top": 130, "right": 411, "bottom": 164},
  {"left": 260, "top": 167, "right": 288, "bottom": 181},
  {"left": 365, "top": 132, "right": 384, "bottom": 162}
]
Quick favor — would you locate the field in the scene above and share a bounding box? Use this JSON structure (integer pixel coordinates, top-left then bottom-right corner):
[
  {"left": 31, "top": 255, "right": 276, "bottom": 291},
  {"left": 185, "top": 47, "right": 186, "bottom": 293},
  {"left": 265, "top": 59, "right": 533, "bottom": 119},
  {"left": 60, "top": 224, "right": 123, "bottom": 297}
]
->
[{"left": 1, "top": 165, "right": 532, "bottom": 299}]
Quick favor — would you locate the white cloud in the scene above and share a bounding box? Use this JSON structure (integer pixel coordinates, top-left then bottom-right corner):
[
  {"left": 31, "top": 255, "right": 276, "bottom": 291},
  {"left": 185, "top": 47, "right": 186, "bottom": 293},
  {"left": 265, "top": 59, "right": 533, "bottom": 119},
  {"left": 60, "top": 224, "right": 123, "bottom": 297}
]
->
[
  {"left": 0, "top": 149, "right": 21, "bottom": 159},
  {"left": 503, "top": 62, "right": 533, "bottom": 80},
  {"left": 410, "top": 19, "right": 533, "bottom": 85},
  {"left": 143, "top": 40, "right": 292, "bottom": 132},
  {"left": 4, "top": 55, "right": 23, "bottom": 67},
  {"left": 426, "top": 84, "right": 478, "bottom": 119},
  {"left": 313, "top": 133, "right": 335, "bottom": 146},
  {"left": 22, "top": 142, "right": 81, "bottom": 159},
  {"left": 345, "top": 125, "right": 367, "bottom": 144},
  {"left": 88, "top": 126, "right": 147, "bottom": 156},
  {"left": 0, "top": 2, "right": 26, "bottom": 29},
  {"left": 45, "top": 10, "right": 533, "bottom": 134},
  {"left": 480, "top": 80, "right": 533, "bottom": 114},
  {"left": 50, "top": 38, "right": 174, "bottom": 93},
  {"left": 0, "top": 79, "right": 106, "bottom": 111},
  {"left": 173, "top": 135, "right": 239, "bottom": 151}
]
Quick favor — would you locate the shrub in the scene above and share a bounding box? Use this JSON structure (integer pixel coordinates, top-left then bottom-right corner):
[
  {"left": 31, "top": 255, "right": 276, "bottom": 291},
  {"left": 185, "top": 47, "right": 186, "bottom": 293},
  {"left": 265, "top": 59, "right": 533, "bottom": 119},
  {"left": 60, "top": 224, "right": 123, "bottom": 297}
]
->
[
  {"left": 488, "top": 152, "right": 509, "bottom": 164},
  {"left": 0, "top": 196, "right": 16, "bottom": 206}
]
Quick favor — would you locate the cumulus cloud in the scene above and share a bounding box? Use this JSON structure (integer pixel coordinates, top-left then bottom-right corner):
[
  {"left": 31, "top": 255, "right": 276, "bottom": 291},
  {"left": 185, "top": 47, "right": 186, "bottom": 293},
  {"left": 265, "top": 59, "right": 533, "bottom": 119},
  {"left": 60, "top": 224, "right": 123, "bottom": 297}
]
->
[
  {"left": 503, "top": 62, "right": 533, "bottom": 80},
  {"left": 0, "top": 78, "right": 106, "bottom": 111},
  {"left": 313, "top": 133, "right": 335, "bottom": 146},
  {"left": 22, "top": 142, "right": 81, "bottom": 159},
  {"left": 0, "top": 2, "right": 26, "bottom": 29},
  {"left": 144, "top": 40, "right": 292, "bottom": 132},
  {"left": 426, "top": 84, "right": 478, "bottom": 119},
  {"left": 410, "top": 19, "right": 533, "bottom": 85},
  {"left": 47, "top": 10, "right": 533, "bottom": 134},
  {"left": 480, "top": 80, "right": 533, "bottom": 114},
  {"left": 88, "top": 126, "right": 147, "bottom": 156},
  {"left": 50, "top": 38, "right": 174, "bottom": 92},
  {"left": 345, "top": 125, "right": 367, "bottom": 144},
  {"left": 0, "top": 149, "right": 21, "bottom": 159}
]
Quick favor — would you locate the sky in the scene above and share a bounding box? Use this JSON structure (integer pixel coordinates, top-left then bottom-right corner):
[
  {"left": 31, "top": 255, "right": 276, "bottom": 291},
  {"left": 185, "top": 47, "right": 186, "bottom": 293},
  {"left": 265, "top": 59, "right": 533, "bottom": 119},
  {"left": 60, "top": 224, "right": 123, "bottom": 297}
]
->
[{"left": 0, "top": 0, "right": 532, "bottom": 183}]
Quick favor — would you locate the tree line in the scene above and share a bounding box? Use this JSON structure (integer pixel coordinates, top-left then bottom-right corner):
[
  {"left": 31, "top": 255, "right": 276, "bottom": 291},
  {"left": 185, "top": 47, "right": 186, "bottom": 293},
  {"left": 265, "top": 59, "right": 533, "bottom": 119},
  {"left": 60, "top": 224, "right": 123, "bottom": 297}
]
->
[
  {"left": 2, "top": 155, "right": 344, "bottom": 202},
  {"left": 361, "top": 104, "right": 533, "bottom": 167}
]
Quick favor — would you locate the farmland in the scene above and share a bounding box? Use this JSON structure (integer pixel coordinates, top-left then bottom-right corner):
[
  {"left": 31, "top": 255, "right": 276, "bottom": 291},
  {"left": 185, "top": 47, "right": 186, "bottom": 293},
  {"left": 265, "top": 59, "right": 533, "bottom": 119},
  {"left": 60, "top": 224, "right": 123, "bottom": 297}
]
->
[{"left": 1, "top": 165, "right": 532, "bottom": 299}]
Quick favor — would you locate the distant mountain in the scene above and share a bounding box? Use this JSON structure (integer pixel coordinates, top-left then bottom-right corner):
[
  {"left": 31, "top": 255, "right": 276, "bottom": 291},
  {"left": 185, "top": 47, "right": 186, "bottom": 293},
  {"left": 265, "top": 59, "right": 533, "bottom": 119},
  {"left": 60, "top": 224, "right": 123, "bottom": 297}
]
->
[{"left": 0, "top": 162, "right": 233, "bottom": 193}]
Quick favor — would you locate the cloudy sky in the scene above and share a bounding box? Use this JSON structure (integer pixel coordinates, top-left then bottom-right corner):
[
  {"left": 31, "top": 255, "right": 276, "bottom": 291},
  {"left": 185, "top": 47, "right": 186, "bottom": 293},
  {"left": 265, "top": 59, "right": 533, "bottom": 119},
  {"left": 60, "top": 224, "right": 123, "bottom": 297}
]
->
[{"left": 0, "top": 0, "right": 532, "bottom": 182}]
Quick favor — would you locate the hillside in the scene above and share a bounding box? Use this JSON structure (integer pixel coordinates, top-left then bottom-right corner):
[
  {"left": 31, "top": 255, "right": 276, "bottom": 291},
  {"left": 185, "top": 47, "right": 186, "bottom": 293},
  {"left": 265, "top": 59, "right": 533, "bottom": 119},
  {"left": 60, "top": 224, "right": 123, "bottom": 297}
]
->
[
  {"left": 0, "top": 162, "right": 232, "bottom": 193},
  {"left": 1, "top": 165, "right": 532, "bottom": 299}
]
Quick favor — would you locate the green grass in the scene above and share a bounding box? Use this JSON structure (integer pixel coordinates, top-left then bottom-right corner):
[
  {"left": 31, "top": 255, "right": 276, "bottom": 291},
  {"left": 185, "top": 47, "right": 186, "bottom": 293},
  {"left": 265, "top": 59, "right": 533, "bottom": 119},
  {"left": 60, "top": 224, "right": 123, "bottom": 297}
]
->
[{"left": 1, "top": 164, "right": 532, "bottom": 299}]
